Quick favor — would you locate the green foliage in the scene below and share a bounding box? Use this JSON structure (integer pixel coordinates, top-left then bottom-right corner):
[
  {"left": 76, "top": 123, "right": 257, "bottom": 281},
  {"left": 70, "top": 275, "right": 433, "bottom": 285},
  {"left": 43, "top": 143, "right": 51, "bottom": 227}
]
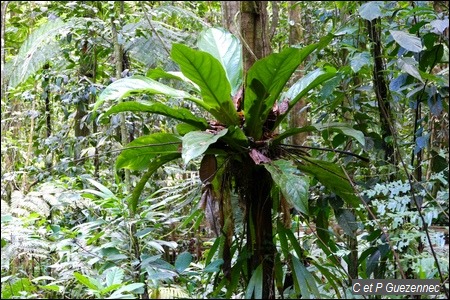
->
[
  {"left": 171, "top": 43, "right": 240, "bottom": 125},
  {"left": 2, "top": 1, "right": 448, "bottom": 299}
]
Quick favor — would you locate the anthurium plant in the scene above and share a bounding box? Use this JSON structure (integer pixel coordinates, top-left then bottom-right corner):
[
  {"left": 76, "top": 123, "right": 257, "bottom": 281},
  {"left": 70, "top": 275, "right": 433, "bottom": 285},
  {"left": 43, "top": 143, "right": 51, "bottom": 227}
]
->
[{"left": 95, "top": 27, "right": 366, "bottom": 298}]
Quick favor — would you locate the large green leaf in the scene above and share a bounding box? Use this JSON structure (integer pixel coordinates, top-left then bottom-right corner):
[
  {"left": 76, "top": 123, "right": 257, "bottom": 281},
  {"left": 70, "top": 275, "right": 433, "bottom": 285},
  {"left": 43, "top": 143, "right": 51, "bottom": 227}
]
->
[
  {"left": 116, "top": 133, "right": 181, "bottom": 170},
  {"left": 273, "top": 66, "right": 337, "bottom": 128},
  {"left": 171, "top": 43, "right": 239, "bottom": 125},
  {"left": 197, "top": 27, "right": 243, "bottom": 96},
  {"left": 181, "top": 129, "right": 228, "bottom": 165},
  {"left": 244, "top": 47, "right": 311, "bottom": 139},
  {"left": 104, "top": 267, "right": 124, "bottom": 287},
  {"left": 296, "top": 157, "right": 365, "bottom": 220},
  {"left": 390, "top": 30, "right": 423, "bottom": 53},
  {"left": 273, "top": 122, "right": 365, "bottom": 146},
  {"left": 243, "top": 34, "right": 333, "bottom": 140},
  {"left": 102, "top": 101, "right": 208, "bottom": 129},
  {"left": 264, "top": 159, "right": 309, "bottom": 215},
  {"left": 358, "top": 1, "right": 383, "bottom": 21},
  {"left": 94, "top": 75, "right": 203, "bottom": 114}
]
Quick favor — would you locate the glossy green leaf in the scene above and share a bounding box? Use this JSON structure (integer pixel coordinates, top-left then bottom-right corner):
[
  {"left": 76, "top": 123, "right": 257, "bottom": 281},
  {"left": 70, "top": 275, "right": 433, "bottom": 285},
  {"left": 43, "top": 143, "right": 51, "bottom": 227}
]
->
[
  {"left": 390, "top": 30, "right": 423, "bottom": 53},
  {"left": 397, "top": 57, "right": 424, "bottom": 83},
  {"left": 73, "top": 272, "right": 101, "bottom": 291},
  {"left": 94, "top": 75, "right": 199, "bottom": 113},
  {"left": 297, "top": 157, "right": 365, "bottom": 220},
  {"left": 244, "top": 47, "right": 312, "bottom": 139},
  {"left": 116, "top": 133, "right": 181, "bottom": 170},
  {"left": 104, "top": 267, "right": 124, "bottom": 287},
  {"left": 108, "top": 283, "right": 145, "bottom": 298},
  {"left": 102, "top": 101, "right": 208, "bottom": 129},
  {"left": 176, "top": 123, "right": 199, "bottom": 136},
  {"left": 244, "top": 34, "right": 333, "bottom": 139},
  {"left": 175, "top": 252, "right": 192, "bottom": 273},
  {"left": 350, "top": 52, "right": 372, "bottom": 73},
  {"left": 274, "top": 122, "right": 365, "bottom": 146},
  {"left": 197, "top": 27, "right": 243, "bottom": 95},
  {"left": 274, "top": 66, "right": 337, "bottom": 128},
  {"left": 171, "top": 43, "right": 239, "bottom": 125},
  {"left": 358, "top": 1, "right": 383, "bottom": 21},
  {"left": 181, "top": 129, "right": 228, "bottom": 165},
  {"left": 264, "top": 159, "right": 309, "bottom": 215}
]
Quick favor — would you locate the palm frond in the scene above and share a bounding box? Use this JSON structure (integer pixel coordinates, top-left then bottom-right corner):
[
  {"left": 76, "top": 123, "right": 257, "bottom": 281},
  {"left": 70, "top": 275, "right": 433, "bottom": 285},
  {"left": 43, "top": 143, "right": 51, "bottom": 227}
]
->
[
  {"left": 123, "top": 18, "right": 200, "bottom": 69},
  {"left": 5, "top": 17, "right": 76, "bottom": 89}
]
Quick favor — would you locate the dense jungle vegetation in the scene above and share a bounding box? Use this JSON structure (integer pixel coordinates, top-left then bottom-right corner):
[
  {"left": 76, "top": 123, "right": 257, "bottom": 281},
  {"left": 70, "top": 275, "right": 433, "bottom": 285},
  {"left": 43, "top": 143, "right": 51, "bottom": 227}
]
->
[{"left": 1, "top": 1, "right": 449, "bottom": 299}]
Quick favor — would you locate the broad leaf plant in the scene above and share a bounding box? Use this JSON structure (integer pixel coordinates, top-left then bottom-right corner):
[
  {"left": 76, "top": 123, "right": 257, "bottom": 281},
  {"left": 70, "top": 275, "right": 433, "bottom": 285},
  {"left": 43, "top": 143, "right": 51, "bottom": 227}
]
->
[{"left": 95, "top": 27, "right": 367, "bottom": 298}]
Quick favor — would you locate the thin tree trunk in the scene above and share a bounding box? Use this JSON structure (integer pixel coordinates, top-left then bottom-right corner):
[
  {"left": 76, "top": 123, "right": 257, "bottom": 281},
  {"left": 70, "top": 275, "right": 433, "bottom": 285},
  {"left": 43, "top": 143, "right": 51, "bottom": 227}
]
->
[
  {"left": 111, "top": 2, "right": 130, "bottom": 190},
  {"left": 240, "top": 1, "right": 271, "bottom": 72},
  {"left": 367, "top": 18, "right": 396, "bottom": 166},
  {"left": 1, "top": 1, "right": 8, "bottom": 103},
  {"left": 43, "top": 63, "right": 52, "bottom": 169},
  {"left": 239, "top": 3, "right": 274, "bottom": 297},
  {"left": 221, "top": 1, "right": 240, "bottom": 37},
  {"left": 288, "top": 1, "right": 309, "bottom": 146}
]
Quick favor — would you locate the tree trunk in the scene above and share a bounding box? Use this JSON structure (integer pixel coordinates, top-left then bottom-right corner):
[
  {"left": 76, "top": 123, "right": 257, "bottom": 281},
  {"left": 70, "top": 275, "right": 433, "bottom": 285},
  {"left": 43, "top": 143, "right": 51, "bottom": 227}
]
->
[
  {"left": 240, "top": 1, "right": 271, "bottom": 72},
  {"left": 236, "top": 157, "right": 276, "bottom": 299},
  {"left": 221, "top": 1, "right": 240, "bottom": 37},
  {"left": 288, "top": 1, "right": 309, "bottom": 146},
  {"left": 237, "top": 2, "right": 275, "bottom": 298},
  {"left": 367, "top": 18, "right": 396, "bottom": 166},
  {"left": 111, "top": 1, "right": 131, "bottom": 190}
]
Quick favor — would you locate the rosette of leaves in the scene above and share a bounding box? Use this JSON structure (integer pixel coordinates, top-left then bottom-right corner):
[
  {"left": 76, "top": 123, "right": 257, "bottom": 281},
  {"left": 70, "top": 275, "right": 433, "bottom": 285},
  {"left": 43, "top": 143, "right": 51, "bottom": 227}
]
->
[{"left": 95, "top": 27, "right": 366, "bottom": 298}]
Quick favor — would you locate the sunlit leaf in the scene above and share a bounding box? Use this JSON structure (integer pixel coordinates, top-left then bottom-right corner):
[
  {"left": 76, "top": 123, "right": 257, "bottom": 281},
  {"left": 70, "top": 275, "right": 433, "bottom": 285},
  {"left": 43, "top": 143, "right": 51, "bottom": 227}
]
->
[
  {"left": 73, "top": 272, "right": 101, "bottom": 291},
  {"left": 390, "top": 30, "right": 423, "bottom": 53},
  {"left": 94, "top": 75, "right": 197, "bottom": 113},
  {"left": 116, "top": 133, "right": 181, "bottom": 170},
  {"left": 171, "top": 43, "right": 239, "bottom": 125},
  {"left": 244, "top": 44, "right": 318, "bottom": 139},
  {"left": 274, "top": 66, "right": 337, "bottom": 129},
  {"left": 181, "top": 129, "right": 228, "bottom": 165},
  {"left": 102, "top": 101, "right": 208, "bottom": 129},
  {"left": 197, "top": 27, "right": 243, "bottom": 95},
  {"left": 358, "top": 2, "right": 383, "bottom": 21}
]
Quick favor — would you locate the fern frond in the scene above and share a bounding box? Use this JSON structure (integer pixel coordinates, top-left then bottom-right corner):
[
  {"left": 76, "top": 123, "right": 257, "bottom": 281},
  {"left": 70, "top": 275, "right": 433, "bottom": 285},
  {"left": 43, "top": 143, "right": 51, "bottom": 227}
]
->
[
  {"left": 150, "top": 286, "right": 189, "bottom": 299},
  {"left": 123, "top": 18, "right": 198, "bottom": 69},
  {"left": 5, "top": 18, "right": 76, "bottom": 89},
  {"left": 1, "top": 217, "right": 49, "bottom": 271},
  {"left": 154, "top": 4, "right": 209, "bottom": 27}
]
